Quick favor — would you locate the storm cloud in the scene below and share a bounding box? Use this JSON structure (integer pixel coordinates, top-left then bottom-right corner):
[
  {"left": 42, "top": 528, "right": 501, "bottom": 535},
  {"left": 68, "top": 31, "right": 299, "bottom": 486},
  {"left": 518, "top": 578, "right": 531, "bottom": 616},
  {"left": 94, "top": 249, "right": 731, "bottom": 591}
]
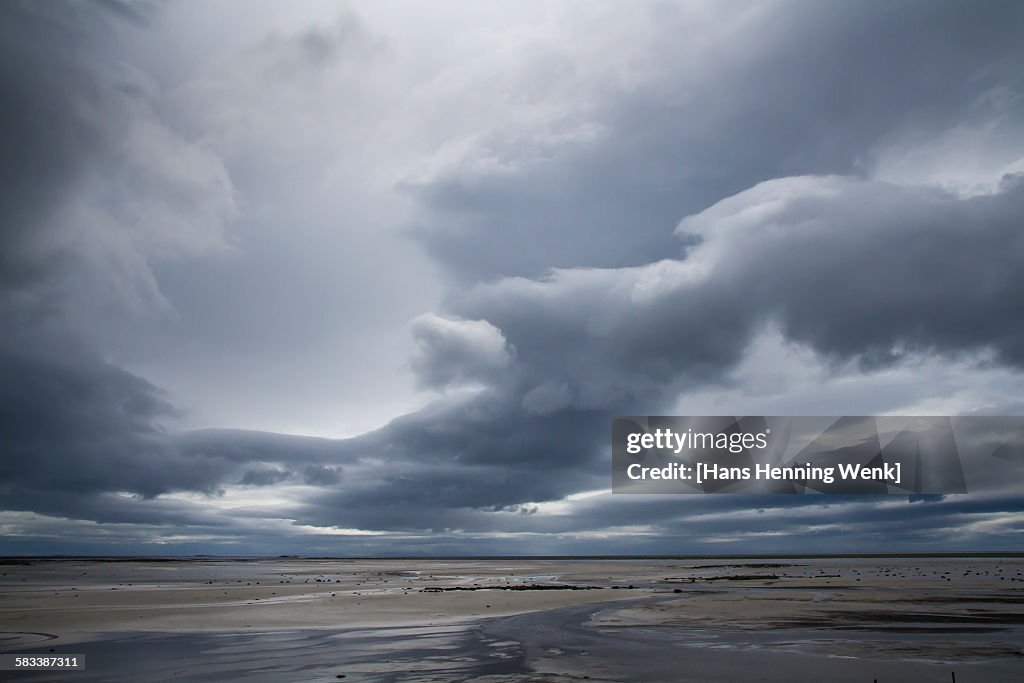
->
[{"left": 2, "top": 0, "right": 1024, "bottom": 555}]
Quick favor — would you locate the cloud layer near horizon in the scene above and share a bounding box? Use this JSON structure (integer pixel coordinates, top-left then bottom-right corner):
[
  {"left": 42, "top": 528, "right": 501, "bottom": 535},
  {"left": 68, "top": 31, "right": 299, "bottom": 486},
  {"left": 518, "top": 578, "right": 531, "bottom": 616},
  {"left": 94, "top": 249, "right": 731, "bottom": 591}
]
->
[{"left": 2, "top": 0, "right": 1024, "bottom": 555}]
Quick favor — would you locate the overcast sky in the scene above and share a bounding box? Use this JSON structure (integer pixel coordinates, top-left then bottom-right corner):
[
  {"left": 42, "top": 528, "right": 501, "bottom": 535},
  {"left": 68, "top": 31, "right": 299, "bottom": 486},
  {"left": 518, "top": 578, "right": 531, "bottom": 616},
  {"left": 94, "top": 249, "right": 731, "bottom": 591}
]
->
[{"left": 2, "top": 0, "right": 1024, "bottom": 555}]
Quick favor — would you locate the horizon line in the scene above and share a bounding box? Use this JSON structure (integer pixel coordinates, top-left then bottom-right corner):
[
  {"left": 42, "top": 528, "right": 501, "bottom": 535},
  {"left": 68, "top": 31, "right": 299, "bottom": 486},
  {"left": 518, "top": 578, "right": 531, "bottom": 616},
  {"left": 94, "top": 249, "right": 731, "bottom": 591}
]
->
[{"left": 4, "top": 551, "right": 1023, "bottom": 561}]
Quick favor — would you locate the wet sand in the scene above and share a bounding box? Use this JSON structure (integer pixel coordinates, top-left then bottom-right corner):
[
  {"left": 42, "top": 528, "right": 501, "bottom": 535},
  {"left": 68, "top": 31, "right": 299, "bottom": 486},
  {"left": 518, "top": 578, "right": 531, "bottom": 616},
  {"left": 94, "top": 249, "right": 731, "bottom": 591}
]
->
[{"left": 1, "top": 556, "right": 1022, "bottom": 681}]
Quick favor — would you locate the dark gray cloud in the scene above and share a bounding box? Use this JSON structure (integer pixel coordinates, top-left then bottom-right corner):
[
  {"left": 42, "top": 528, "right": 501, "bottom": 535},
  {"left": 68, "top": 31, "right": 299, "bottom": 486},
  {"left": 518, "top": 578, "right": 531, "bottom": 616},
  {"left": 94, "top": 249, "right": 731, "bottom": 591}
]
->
[
  {"left": 0, "top": 1, "right": 239, "bottom": 524},
  {"left": 0, "top": 330, "right": 353, "bottom": 505},
  {"left": 0, "top": 1, "right": 109, "bottom": 293},
  {"left": 0, "top": 1, "right": 236, "bottom": 320},
  {"left": 431, "top": 174, "right": 1024, "bottom": 418},
  {"left": 0, "top": 334, "right": 180, "bottom": 498},
  {"left": 302, "top": 464, "right": 342, "bottom": 486}
]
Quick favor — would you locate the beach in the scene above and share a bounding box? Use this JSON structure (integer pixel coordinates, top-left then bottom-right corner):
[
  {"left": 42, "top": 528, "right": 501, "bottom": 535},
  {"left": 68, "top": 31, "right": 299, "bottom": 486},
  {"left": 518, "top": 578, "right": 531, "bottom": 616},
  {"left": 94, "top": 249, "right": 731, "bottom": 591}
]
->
[{"left": 1, "top": 556, "right": 1022, "bottom": 681}]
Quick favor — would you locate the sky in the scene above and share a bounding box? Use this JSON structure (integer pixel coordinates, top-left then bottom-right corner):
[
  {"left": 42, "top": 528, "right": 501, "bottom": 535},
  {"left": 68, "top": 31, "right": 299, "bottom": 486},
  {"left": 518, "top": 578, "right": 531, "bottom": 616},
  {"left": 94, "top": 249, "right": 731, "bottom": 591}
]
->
[{"left": 1, "top": 0, "right": 1024, "bottom": 556}]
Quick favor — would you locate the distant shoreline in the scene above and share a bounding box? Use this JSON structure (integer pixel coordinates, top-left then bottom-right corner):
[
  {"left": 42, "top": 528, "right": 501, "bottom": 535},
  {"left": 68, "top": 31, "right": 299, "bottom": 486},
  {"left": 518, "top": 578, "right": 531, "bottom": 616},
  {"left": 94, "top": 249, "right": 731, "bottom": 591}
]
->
[{"left": 3, "top": 551, "right": 1023, "bottom": 562}]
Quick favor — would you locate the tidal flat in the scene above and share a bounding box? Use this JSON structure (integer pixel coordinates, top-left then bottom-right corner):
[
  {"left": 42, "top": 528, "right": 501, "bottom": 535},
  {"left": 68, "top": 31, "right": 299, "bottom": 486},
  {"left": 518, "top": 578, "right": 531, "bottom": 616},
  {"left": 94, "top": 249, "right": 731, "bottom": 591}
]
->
[{"left": 1, "top": 556, "right": 1022, "bottom": 681}]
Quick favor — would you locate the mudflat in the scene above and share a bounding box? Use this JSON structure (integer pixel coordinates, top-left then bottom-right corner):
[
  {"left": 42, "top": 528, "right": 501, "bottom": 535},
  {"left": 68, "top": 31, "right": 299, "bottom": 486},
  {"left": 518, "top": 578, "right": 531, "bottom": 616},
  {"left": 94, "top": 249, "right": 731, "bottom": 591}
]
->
[{"left": 1, "top": 556, "right": 1021, "bottom": 681}]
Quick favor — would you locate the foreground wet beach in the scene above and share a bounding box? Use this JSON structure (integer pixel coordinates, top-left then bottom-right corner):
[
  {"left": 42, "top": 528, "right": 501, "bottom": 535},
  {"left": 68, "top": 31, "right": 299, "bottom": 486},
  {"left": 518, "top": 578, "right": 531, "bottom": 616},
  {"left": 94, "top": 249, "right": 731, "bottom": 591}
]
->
[{"left": 1, "top": 557, "right": 1021, "bottom": 681}]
